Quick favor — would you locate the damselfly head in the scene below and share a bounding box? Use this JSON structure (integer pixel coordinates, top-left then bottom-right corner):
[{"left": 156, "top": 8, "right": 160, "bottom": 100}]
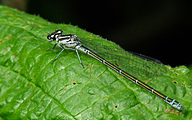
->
[
  {"left": 47, "top": 30, "right": 63, "bottom": 42},
  {"left": 47, "top": 34, "right": 57, "bottom": 42}
]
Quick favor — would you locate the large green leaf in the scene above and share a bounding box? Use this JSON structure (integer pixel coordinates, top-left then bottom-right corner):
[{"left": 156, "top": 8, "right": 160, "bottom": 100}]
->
[{"left": 0, "top": 5, "right": 192, "bottom": 120}]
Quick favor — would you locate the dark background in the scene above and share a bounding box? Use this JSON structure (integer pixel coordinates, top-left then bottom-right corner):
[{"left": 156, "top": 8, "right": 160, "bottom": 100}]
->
[{"left": 1, "top": 0, "right": 192, "bottom": 67}]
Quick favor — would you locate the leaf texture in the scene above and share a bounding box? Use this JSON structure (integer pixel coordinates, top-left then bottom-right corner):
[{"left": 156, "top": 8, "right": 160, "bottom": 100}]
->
[{"left": 0, "top": 5, "right": 192, "bottom": 120}]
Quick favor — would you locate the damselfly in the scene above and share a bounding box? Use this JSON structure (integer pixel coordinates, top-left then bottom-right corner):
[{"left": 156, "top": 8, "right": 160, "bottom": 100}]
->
[{"left": 46, "top": 30, "right": 183, "bottom": 110}]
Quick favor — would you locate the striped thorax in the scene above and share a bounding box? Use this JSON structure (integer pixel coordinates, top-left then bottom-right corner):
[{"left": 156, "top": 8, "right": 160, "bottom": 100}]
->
[{"left": 58, "top": 34, "right": 81, "bottom": 48}]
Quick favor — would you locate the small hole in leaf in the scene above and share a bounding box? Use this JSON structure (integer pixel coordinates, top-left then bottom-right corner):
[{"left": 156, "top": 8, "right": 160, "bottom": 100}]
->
[
  {"left": 114, "top": 105, "right": 118, "bottom": 108},
  {"left": 172, "top": 81, "right": 177, "bottom": 84}
]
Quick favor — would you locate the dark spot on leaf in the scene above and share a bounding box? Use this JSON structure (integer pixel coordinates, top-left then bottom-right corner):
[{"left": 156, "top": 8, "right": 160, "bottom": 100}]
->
[
  {"left": 7, "top": 35, "right": 12, "bottom": 40},
  {"left": 86, "top": 70, "right": 91, "bottom": 72},
  {"left": 114, "top": 105, "right": 118, "bottom": 108},
  {"left": 143, "top": 75, "right": 146, "bottom": 78},
  {"left": 174, "top": 70, "right": 179, "bottom": 76},
  {"left": 73, "top": 82, "right": 77, "bottom": 85},
  {"left": 3, "top": 48, "right": 6, "bottom": 52},
  {"left": 172, "top": 81, "right": 177, "bottom": 84},
  {"left": 106, "top": 96, "right": 110, "bottom": 99},
  {"left": 182, "top": 83, "right": 186, "bottom": 87},
  {"left": 35, "top": 23, "right": 40, "bottom": 27},
  {"left": 88, "top": 64, "right": 93, "bottom": 68}
]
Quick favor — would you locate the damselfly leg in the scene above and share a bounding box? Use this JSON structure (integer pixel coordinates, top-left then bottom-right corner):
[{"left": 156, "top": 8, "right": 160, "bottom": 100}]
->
[
  {"left": 46, "top": 43, "right": 58, "bottom": 52},
  {"left": 48, "top": 44, "right": 84, "bottom": 67},
  {"left": 64, "top": 47, "right": 84, "bottom": 68}
]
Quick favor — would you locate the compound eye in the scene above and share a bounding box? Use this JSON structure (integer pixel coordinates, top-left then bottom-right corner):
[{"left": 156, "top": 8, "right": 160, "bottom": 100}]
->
[
  {"left": 47, "top": 35, "right": 51, "bottom": 40},
  {"left": 47, "top": 34, "right": 55, "bottom": 42}
]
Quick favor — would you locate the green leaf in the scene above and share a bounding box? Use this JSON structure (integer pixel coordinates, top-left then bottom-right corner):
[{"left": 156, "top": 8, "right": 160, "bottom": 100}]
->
[{"left": 0, "top": 5, "right": 192, "bottom": 120}]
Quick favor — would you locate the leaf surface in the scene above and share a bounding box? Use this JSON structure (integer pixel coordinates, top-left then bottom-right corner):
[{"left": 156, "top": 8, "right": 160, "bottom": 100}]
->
[{"left": 0, "top": 5, "right": 192, "bottom": 120}]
